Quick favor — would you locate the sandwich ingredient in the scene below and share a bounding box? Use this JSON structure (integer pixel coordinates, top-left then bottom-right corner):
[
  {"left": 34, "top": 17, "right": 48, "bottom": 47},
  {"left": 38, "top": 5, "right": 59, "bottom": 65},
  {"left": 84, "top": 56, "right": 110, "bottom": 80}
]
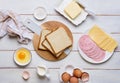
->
[
  {"left": 61, "top": 68, "right": 89, "bottom": 83},
  {"left": 15, "top": 48, "right": 31, "bottom": 65},
  {"left": 70, "top": 77, "right": 79, "bottom": 83},
  {"left": 73, "top": 68, "right": 82, "bottom": 78},
  {"left": 62, "top": 72, "right": 71, "bottom": 83},
  {"left": 46, "top": 28, "right": 72, "bottom": 54},
  {"left": 64, "top": 1, "right": 82, "bottom": 19},
  {"left": 39, "top": 29, "right": 51, "bottom": 50},
  {"left": 79, "top": 35, "right": 105, "bottom": 61},
  {"left": 88, "top": 25, "right": 118, "bottom": 52}
]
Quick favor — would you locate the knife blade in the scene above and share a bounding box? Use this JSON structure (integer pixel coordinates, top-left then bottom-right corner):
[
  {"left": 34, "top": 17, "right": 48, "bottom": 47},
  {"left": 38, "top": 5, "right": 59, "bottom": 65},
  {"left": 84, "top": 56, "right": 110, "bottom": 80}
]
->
[
  {"left": 23, "top": 19, "right": 42, "bottom": 35},
  {"left": 77, "top": 0, "right": 95, "bottom": 16}
]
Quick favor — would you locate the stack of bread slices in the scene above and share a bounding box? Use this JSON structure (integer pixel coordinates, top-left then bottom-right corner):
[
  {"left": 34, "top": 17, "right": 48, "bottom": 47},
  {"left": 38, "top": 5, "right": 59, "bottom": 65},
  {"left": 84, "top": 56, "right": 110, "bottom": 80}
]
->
[{"left": 38, "top": 27, "right": 72, "bottom": 58}]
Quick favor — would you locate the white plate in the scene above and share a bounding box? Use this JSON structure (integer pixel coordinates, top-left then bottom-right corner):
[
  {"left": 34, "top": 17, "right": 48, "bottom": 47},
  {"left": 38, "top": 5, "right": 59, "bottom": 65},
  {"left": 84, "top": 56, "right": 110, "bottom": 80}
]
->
[
  {"left": 55, "top": 0, "right": 88, "bottom": 26},
  {"left": 77, "top": 36, "right": 114, "bottom": 64}
]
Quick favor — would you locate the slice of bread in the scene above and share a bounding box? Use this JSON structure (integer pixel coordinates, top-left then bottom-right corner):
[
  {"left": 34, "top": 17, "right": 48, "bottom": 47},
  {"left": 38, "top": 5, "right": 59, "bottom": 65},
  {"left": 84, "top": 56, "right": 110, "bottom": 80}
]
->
[
  {"left": 38, "top": 29, "right": 51, "bottom": 50},
  {"left": 42, "top": 40, "right": 63, "bottom": 57},
  {"left": 42, "top": 40, "right": 54, "bottom": 53},
  {"left": 46, "top": 27, "right": 72, "bottom": 54}
]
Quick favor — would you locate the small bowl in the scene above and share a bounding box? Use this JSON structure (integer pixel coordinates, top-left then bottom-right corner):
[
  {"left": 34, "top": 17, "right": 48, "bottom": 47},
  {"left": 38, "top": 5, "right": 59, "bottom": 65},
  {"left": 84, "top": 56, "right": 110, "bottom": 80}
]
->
[
  {"left": 33, "top": 7, "right": 47, "bottom": 20},
  {"left": 13, "top": 47, "right": 32, "bottom": 66}
]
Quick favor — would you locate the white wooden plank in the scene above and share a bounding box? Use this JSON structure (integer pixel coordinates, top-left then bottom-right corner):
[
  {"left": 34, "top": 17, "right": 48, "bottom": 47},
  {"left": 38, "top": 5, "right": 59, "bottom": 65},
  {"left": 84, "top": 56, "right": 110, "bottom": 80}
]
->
[
  {"left": 58, "top": 69, "right": 120, "bottom": 83},
  {"left": 0, "top": 69, "right": 59, "bottom": 83},
  {"left": 0, "top": 51, "right": 120, "bottom": 69},
  {"left": 20, "top": 15, "right": 120, "bottom": 33},
  {"left": 0, "top": 36, "right": 33, "bottom": 50},
  {"left": 1, "top": 15, "right": 119, "bottom": 50},
  {"left": 0, "top": 0, "right": 120, "bottom": 83},
  {"left": 0, "top": 0, "right": 57, "bottom": 14},
  {"left": 80, "top": 0, "right": 120, "bottom": 15},
  {"left": 84, "top": 70, "right": 120, "bottom": 83},
  {"left": 0, "top": 68, "right": 120, "bottom": 83},
  {"left": 0, "top": 33, "right": 120, "bottom": 51},
  {"left": 0, "top": 0, "right": 120, "bottom": 15},
  {"left": 73, "top": 34, "right": 120, "bottom": 51}
]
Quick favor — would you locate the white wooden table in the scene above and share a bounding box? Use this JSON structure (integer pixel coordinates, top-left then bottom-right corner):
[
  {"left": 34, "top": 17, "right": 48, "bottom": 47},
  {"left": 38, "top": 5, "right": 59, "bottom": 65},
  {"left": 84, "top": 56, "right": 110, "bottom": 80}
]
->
[{"left": 0, "top": 0, "right": 120, "bottom": 83}]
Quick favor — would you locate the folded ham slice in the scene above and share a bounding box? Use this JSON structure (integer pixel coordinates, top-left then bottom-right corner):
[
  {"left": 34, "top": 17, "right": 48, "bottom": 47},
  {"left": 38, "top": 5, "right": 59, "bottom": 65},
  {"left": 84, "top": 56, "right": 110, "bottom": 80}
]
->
[{"left": 79, "top": 35, "right": 105, "bottom": 61}]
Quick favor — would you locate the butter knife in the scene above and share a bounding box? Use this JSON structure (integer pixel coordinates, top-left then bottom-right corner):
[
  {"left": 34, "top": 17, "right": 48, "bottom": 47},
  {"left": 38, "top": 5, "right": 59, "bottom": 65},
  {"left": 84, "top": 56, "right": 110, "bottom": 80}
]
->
[
  {"left": 77, "top": 0, "right": 95, "bottom": 16},
  {"left": 23, "top": 19, "right": 42, "bottom": 35}
]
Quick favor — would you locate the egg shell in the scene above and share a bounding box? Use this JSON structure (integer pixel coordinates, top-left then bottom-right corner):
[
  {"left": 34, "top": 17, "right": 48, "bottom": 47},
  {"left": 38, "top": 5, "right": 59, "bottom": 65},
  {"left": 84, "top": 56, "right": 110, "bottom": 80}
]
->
[
  {"left": 70, "top": 76, "right": 79, "bottom": 83},
  {"left": 61, "top": 72, "right": 71, "bottom": 82},
  {"left": 22, "top": 71, "right": 30, "bottom": 80},
  {"left": 73, "top": 68, "right": 82, "bottom": 78},
  {"left": 81, "top": 72, "right": 89, "bottom": 82}
]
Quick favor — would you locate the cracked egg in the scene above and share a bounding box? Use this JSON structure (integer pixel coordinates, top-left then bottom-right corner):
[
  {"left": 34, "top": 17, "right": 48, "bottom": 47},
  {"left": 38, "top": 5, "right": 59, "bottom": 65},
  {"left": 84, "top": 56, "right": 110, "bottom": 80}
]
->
[{"left": 14, "top": 47, "right": 32, "bottom": 66}]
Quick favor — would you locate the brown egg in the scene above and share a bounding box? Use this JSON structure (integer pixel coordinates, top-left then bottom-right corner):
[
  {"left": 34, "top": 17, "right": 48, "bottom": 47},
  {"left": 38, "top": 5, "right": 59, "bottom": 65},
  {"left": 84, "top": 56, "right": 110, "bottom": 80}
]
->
[
  {"left": 61, "top": 72, "right": 71, "bottom": 83},
  {"left": 81, "top": 72, "right": 89, "bottom": 82},
  {"left": 73, "top": 68, "right": 82, "bottom": 78},
  {"left": 70, "top": 77, "right": 79, "bottom": 83}
]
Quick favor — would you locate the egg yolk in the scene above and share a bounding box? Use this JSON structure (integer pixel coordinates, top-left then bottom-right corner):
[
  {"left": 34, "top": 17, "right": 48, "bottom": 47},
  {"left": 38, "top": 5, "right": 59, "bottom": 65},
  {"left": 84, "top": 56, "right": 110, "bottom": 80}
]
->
[
  {"left": 18, "top": 52, "right": 26, "bottom": 60},
  {"left": 15, "top": 48, "right": 31, "bottom": 64}
]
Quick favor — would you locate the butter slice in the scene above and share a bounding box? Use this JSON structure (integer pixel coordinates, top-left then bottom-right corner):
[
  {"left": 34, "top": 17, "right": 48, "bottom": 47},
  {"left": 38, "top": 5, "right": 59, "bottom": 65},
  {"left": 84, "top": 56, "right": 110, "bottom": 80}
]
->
[
  {"left": 88, "top": 25, "right": 118, "bottom": 52},
  {"left": 64, "top": 1, "right": 82, "bottom": 19}
]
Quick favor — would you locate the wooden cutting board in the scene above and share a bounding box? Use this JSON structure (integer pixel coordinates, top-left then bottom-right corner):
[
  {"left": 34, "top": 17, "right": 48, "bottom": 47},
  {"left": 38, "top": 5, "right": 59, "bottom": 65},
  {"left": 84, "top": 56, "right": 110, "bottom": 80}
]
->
[{"left": 33, "top": 21, "right": 73, "bottom": 61}]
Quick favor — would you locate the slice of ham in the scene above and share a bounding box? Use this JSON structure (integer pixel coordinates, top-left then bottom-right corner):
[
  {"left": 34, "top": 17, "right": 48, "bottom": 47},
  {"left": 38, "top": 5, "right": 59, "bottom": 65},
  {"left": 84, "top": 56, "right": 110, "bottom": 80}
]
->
[{"left": 79, "top": 35, "right": 105, "bottom": 62}]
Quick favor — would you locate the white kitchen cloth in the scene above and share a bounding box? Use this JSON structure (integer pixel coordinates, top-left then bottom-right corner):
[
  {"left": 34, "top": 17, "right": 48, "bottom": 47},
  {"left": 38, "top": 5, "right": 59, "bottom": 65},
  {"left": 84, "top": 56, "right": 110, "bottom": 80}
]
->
[{"left": 0, "top": 10, "right": 33, "bottom": 44}]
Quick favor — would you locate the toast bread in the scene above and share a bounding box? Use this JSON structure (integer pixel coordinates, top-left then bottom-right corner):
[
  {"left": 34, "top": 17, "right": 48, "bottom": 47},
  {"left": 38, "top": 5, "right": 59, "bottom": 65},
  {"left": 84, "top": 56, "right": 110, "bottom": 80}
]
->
[
  {"left": 38, "top": 29, "right": 51, "bottom": 50},
  {"left": 46, "top": 27, "right": 72, "bottom": 54},
  {"left": 42, "top": 40, "right": 63, "bottom": 57}
]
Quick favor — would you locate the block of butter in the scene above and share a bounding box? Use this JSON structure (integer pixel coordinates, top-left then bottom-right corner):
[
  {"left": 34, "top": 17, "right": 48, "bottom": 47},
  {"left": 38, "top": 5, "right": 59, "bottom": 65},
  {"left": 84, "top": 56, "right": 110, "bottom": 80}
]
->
[
  {"left": 88, "top": 25, "right": 118, "bottom": 52},
  {"left": 64, "top": 1, "right": 82, "bottom": 19}
]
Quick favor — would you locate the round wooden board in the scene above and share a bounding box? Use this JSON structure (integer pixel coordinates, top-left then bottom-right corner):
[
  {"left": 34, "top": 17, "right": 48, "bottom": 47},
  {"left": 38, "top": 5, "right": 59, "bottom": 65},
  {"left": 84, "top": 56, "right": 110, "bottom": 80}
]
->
[{"left": 33, "top": 21, "right": 73, "bottom": 61}]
